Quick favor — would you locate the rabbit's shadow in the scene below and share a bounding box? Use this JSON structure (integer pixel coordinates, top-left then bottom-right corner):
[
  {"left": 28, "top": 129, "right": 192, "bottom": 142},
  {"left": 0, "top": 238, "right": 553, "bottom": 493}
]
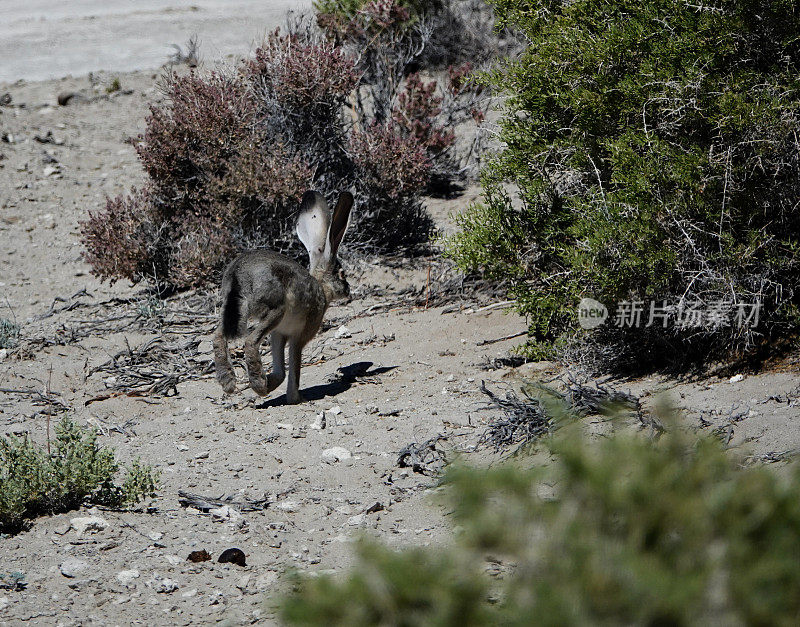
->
[{"left": 256, "top": 361, "right": 397, "bottom": 408}]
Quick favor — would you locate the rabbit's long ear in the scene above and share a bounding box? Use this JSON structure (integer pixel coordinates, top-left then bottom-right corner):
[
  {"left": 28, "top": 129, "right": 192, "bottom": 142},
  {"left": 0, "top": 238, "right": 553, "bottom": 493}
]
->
[
  {"left": 296, "top": 191, "right": 331, "bottom": 271},
  {"left": 327, "top": 191, "right": 354, "bottom": 258}
]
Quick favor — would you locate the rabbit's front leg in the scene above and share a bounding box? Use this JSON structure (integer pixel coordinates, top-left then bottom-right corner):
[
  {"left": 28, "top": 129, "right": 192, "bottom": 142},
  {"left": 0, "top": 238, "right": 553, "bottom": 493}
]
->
[{"left": 285, "top": 339, "right": 306, "bottom": 404}]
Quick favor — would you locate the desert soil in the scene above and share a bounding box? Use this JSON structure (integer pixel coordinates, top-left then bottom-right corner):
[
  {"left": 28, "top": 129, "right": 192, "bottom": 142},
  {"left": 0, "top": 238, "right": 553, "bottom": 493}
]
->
[{"left": 0, "top": 69, "right": 798, "bottom": 626}]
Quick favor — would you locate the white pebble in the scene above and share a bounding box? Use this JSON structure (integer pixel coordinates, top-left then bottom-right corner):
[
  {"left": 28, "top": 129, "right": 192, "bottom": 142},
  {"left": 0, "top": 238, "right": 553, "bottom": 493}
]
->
[
  {"left": 70, "top": 515, "right": 109, "bottom": 536},
  {"left": 321, "top": 447, "right": 352, "bottom": 464},
  {"left": 116, "top": 569, "right": 140, "bottom": 586}
]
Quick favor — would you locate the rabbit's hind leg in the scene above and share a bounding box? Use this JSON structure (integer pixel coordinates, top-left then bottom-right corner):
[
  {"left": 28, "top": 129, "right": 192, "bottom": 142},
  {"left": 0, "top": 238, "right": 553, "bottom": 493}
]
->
[
  {"left": 243, "top": 307, "right": 284, "bottom": 396},
  {"left": 265, "top": 332, "right": 287, "bottom": 394},
  {"left": 212, "top": 325, "right": 237, "bottom": 394}
]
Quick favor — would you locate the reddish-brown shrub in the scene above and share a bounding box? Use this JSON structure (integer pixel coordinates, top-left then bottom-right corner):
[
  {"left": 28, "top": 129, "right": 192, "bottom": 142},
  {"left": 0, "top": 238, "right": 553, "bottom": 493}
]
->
[
  {"left": 167, "top": 217, "right": 234, "bottom": 289},
  {"left": 80, "top": 189, "right": 157, "bottom": 284},
  {"left": 392, "top": 72, "right": 455, "bottom": 156},
  {"left": 349, "top": 122, "right": 431, "bottom": 199},
  {"left": 246, "top": 30, "right": 358, "bottom": 111},
  {"left": 80, "top": 8, "right": 487, "bottom": 289}
]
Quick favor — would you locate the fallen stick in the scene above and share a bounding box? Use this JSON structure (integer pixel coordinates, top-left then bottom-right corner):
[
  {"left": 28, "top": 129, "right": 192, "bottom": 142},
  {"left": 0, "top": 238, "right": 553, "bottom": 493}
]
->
[
  {"left": 178, "top": 490, "right": 269, "bottom": 512},
  {"left": 476, "top": 330, "right": 527, "bottom": 346},
  {"left": 471, "top": 300, "right": 516, "bottom": 313}
]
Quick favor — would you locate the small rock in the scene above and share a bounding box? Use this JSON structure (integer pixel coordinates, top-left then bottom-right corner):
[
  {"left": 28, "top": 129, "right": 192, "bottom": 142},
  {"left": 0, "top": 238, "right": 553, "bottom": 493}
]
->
[
  {"left": 321, "top": 447, "right": 352, "bottom": 464},
  {"left": 210, "top": 505, "right": 242, "bottom": 523},
  {"left": 151, "top": 578, "right": 179, "bottom": 594},
  {"left": 60, "top": 558, "right": 88, "bottom": 578},
  {"left": 275, "top": 423, "right": 294, "bottom": 430},
  {"left": 334, "top": 325, "right": 352, "bottom": 339},
  {"left": 57, "top": 92, "right": 78, "bottom": 106},
  {"left": 326, "top": 405, "right": 342, "bottom": 416},
  {"left": 166, "top": 555, "right": 183, "bottom": 566},
  {"left": 275, "top": 500, "right": 299, "bottom": 512},
  {"left": 147, "top": 531, "right": 163, "bottom": 542},
  {"left": 235, "top": 574, "right": 252, "bottom": 592},
  {"left": 70, "top": 515, "right": 109, "bottom": 536},
  {"left": 729, "top": 374, "right": 745, "bottom": 383},
  {"left": 42, "top": 165, "right": 60, "bottom": 177},
  {"left": 365, "top": 502, "right": 384, "bottom": 514},
  {"left": 0, "top": 596, "right": 9, "bottom": 611},
  {"left": 0, "top": 349, "right": 8, "bottom": 361},
  {"left": 187, "top": 549, "right": 211, "bottom": 563},
  {"left": 195, "top": 451, "right": 210, "bottom": 460},
  {"left": 218, "top": 548, "right": 247, "bottom": 567},
  {"left": 181, "top": 588, "right": 198, "bottom": 598},
  {"left": 309, "top": 412, "right": 326, "bottom": 430},
  {"left": 116, "top": 569, "right": 140, "bottom": 586},
  {"left": 347, "top": 513, "right": 366, "bottom": 527}
]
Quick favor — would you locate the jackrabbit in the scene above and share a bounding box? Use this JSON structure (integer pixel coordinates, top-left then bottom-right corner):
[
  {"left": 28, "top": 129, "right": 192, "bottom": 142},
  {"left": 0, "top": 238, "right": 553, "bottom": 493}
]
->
[{"left": 212, "top": 190, "right": 353, "bottom": 403}]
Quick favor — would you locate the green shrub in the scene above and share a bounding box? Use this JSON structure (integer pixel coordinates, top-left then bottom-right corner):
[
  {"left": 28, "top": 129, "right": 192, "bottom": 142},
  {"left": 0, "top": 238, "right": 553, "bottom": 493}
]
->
[
  {"left": 0, "top": 417, "right": 158, "bottom": 534},
  {"left": 280, "top": 409, "right": 800, "bottom": 625},
  {"left": 446, "top": 0, "right": 800, "bottom": 369},
  {"left": 281, "top": 541, "right": 490, "bottom": 625},
  {"left": 0, "top": 318, "right": 20, "bottom": 350}
]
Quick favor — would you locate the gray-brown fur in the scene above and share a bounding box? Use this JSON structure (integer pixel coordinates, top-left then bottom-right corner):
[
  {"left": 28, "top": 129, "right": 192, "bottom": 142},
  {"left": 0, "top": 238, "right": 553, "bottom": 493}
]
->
[{"left": 212, "top": 191, "right": 353, "bottom": 404}]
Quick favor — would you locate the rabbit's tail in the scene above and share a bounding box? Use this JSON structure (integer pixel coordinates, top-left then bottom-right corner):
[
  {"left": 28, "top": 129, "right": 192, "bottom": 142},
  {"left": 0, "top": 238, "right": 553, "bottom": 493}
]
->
[{"left": 221, "top": 274, "right": 244, "bottom": 339}]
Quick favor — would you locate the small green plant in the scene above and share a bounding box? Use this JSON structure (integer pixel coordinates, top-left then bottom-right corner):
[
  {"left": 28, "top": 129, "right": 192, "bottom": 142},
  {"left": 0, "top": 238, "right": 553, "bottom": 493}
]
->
[
  {"left": 136, "top": 296, "right": 164, "bottom": 321},
  {"left": 280, "top": 406, "right": 800, "bottom": 625},
  {"left": 0, "top": 318, "right": 19, "bottom": 349},
  {"left": 0, "top": 571, "right": 26, "bottom": 591},
  {"left": 0, "top": 417, "right": 159, "bottom": 534},
  {"left": 105, "top": 77, "right": 121, "bottom": 94}
]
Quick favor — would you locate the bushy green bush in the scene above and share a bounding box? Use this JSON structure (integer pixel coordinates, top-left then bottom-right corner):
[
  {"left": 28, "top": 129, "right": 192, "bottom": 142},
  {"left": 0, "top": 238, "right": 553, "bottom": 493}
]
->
[
  {"left": 447, "top": 0, "right": 800, "bottom": 369},
  {"left": 280, "top": 410, "right": 800, "bottom": 625},
  {"left": 0, "top": 417, "right": 158, "bottom": 534}
]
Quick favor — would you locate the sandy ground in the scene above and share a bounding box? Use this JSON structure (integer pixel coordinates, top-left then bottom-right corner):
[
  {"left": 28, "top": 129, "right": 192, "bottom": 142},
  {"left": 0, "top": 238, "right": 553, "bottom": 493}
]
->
[
  {"left": 0, "top": 1, "right": 313, "bottom": 84},
  {"left": 0, "top": 69, "right": 798, "bottom": 625}
]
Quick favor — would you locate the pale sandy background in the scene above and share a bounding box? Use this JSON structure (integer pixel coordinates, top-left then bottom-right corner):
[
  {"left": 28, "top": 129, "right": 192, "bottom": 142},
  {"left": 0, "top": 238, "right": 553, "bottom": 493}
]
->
[{"left": 0, "top": 0, "right": 313, "bottom": 84}]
